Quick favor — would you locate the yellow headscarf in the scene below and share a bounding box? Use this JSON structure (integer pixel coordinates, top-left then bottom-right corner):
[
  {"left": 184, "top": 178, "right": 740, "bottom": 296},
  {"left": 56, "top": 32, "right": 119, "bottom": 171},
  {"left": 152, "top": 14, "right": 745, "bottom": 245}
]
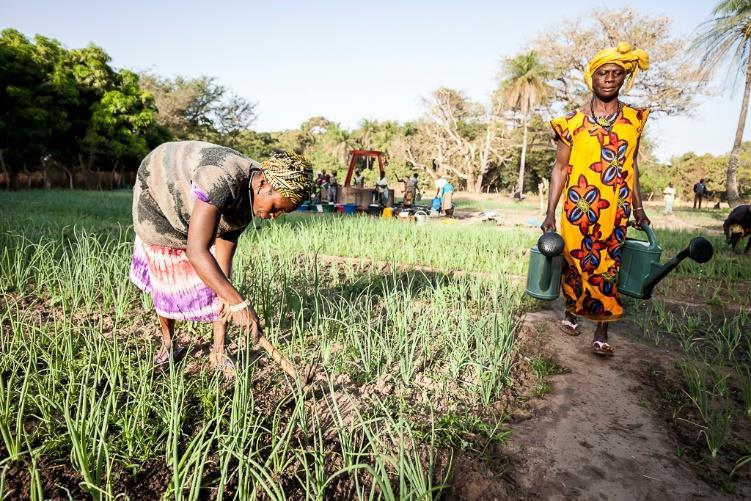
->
[
  {"left": 584, "top": 42, "right": 649, "bottom": 93},
  {"left": 260, "top": 151, "right": 314, "bottom": 204}
]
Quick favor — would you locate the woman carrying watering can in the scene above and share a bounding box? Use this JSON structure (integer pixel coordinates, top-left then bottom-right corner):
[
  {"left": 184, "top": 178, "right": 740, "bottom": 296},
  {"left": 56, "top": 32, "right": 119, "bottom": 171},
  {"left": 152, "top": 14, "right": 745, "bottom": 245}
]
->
[
  {"left": 130, "top": 141, "right": 313, "bottom": 376},
  {"left": 540, "top": 42, "right": 650, "bottom": 356}
]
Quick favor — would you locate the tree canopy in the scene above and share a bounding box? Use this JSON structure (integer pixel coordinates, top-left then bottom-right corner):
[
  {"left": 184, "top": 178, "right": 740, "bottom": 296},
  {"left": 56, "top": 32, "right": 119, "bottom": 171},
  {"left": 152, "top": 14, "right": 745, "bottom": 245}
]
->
[
  {"left": 0, "top": 29, "right": 168, "bottom": 185},
  {"left": 5, "top": 7, "right": 745, "bottom": 196}
]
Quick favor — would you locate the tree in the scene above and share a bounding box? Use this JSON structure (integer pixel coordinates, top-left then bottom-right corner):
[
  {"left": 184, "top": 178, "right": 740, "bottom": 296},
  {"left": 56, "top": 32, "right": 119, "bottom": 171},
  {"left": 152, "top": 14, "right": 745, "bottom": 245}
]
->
[
  {"left": 212, "top": 94, "right": 257, "bottom": 148},
  {"left": 532, "top": 8, "right": 704, "bottom": 115},
  {"left": 82, "top": 70, "right": 167, "bottom": 179},
  {"left": 295, "top": 117, "right": 354, "bottom": 173},
  {"left": 693, "top": 0, "right": 751, "bottom": 206},
  {"left": 403, "top": 88, "right": 513, "bottom": 192},
  {"left": 0, "top": 30, "right": 74, "bottom": 178},
  {"left": 501, "top": 51, "right": 551, "bottom": 196},
  {"left": 138, "top": 74, "right": 204, "bottom": 137},
  {"left": 139, "top": 74, "right": 256, "bottom": 145}
]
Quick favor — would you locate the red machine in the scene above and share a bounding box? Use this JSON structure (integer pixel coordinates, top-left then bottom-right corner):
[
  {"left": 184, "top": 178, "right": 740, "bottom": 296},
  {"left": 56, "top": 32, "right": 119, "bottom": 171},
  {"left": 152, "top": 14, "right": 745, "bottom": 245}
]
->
[
  {"left": 337, "top": 149, "right": 394, "bottom": 208},
  {"left": 343, "top": 150, "right": 386, "bottom": 187}
]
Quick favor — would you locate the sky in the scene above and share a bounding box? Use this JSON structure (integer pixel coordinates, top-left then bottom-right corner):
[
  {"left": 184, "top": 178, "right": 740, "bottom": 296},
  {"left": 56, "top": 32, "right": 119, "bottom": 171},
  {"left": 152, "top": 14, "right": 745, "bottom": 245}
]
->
[{"left": 1, "top": 0, "right": 743, "bottom": 161}]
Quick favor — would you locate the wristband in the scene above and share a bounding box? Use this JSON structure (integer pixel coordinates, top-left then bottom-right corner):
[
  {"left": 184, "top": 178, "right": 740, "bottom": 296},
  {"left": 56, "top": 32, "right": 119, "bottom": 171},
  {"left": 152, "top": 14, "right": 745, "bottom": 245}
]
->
[
  {"left": 634, "top": 207, "right": 645, "bottom": 212},
  {"left": 226, "top": 299, "right": 250, "bottom": 312}
]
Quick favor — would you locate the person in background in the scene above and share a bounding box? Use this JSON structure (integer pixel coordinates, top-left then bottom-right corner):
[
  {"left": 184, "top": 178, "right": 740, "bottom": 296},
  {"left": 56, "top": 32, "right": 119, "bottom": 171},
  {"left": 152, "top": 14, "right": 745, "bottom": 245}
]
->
[
  {"left": 328, "top": 171, "right": 339, "bottom": 203},
  {"left": 541, "top": 41, "right": 650, "bottom": 356},
  {"left": 663, "top": 182, "right": 676, "bottom": 215},
  {"left": 319, "top": 170, "right": 330, "bottom": 203},
  {"left": 353, "top": 169, "right": 365, "bottom": 188},
  {"left": 693, "top": 178, "right": 706, "bottom": 209},
  {"left": 411, "top": 173, "right": 421, "bottom": 200},
  {"left": 435, "top": 177, "right": 455, "bottom": 215},
  {"left": 396, "top": 171, "right": 416, "bottom": 207},
  {"left": 375, "top": 173, "right": 389, "bottom": 206},
  {"left": 724, "top": 204, "right": 751, "bottom": 254},
  {"left": 130, "top": 142, "right": 312, "bottom": 377},
  {"left": 311, "top": 172, "right": 323, "bottom": 204}
]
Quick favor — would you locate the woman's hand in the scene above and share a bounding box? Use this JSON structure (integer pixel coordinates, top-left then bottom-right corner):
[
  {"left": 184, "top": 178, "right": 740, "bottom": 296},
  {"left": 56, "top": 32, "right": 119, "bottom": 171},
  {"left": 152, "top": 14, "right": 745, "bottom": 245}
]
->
[
  {"left": 632, "top": 207, "right": 651, "bottom": 229},
  {"left": 220, "top": 300, "right": 263, "bottom": 343},
  {"left": 540, "top": 213, "right": 557, "bottom": 233}
]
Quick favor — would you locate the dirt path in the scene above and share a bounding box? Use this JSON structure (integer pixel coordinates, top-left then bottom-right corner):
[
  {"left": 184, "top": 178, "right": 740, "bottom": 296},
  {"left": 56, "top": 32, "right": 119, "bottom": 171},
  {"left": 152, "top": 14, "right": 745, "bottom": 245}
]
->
[{"left": 502, "top": 306, "right": 732, "bottom": 501}]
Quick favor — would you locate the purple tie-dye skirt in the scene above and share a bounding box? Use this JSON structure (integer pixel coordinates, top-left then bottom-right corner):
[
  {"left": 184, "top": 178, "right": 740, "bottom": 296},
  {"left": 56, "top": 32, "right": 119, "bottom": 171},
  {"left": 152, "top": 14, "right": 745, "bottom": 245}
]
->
[{"left": 129, "top": 237, "right": 222, "bottom": 322}]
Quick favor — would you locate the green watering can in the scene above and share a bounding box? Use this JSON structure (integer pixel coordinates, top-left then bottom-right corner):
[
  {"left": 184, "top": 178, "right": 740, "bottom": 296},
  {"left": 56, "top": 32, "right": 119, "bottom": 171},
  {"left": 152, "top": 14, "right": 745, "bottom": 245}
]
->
[
  {"left": 618, "top": 224, "right": 714, "bottom": 299},
  {"left": 525, "top": 232, "right": 564, "bottom": 300},
  {"left": 525, "top": 225, "right": 714, "bottom": 301}
]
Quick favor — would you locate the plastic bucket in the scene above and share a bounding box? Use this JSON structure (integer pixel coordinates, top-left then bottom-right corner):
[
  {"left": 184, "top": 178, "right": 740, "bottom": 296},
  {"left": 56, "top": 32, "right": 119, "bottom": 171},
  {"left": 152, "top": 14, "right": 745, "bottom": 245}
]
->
[
  {"left": 335, "top": 204, "right": 345, "bottom": 213},
  {"left": 431, "top": 198, "right": 442, "bottom": 211},
  {"left": 322, "top": 203, "right": 336, "bottom": 213},
  {"left": 343, "top": 203, "right": 358, "bottom": 214},
  {"left": 382, "top": 207, "right": 394, "bottom": 219}
]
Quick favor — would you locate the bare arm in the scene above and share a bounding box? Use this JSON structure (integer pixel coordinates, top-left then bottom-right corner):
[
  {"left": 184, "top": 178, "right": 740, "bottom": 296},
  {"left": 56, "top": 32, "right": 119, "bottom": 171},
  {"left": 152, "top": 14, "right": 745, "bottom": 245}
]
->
[
  {"left": 630, "top": 141, "right": 651, "bottom": 229},
  {"left": 214, "top": 228, "right": 243, "bottom": 280},
  {"left": 186, "top": 201, "right": 244, "bottom": 305},
  {"left": 541, "top": 141, "right": 571, "bottom": 232},
  {"left": 187, "top": 201, "right": 260, "bottom": 334}
]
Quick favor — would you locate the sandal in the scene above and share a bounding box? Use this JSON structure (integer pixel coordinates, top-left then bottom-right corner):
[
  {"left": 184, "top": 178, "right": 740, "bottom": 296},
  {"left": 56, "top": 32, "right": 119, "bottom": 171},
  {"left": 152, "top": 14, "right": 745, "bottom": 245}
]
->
[
  {"left": 209, "top": 351, "right": 237, "bottom": 379},
  {"left": 153, "top": 342, "right": 185, "bottom": 366},
  {"left": 559, "top": 319, "right": 580, "bottom": 336},
  {"left": 592, "top": 340, "right": 614, "bottom": 356}
]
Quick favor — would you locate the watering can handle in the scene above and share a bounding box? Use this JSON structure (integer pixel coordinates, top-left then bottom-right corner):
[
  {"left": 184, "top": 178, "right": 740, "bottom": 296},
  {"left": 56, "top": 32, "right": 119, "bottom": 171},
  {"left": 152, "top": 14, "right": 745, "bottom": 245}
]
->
[
  {"left": 630, "top": 222, "right": 659, "bottom": 251},
  {"left": 415, "top": 210, "right": 427, "bottom": 216}
]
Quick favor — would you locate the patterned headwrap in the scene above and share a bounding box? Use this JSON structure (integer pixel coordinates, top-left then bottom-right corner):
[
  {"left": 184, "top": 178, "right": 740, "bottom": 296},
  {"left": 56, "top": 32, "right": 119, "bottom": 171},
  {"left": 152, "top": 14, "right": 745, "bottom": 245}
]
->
[
  {"left": 584, "top": 42, "right": 649, "bottom": 93},
  {"left": 260, "top": 151, "right": 314, "bottom": 204}
]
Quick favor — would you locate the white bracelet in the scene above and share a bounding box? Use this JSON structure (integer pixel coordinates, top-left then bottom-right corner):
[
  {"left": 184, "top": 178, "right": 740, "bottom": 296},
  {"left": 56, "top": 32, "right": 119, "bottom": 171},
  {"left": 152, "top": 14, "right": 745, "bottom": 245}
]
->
[{"left": 226, "top": 299, "right": 250, "bottom": 312}]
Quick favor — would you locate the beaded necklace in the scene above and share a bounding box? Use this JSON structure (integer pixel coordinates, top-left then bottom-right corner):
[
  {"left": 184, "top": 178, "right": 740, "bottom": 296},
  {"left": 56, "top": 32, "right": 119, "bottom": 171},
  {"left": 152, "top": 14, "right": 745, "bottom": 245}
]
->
[{"left": 590, "top": 96, "right": 621, "bottom": 129}]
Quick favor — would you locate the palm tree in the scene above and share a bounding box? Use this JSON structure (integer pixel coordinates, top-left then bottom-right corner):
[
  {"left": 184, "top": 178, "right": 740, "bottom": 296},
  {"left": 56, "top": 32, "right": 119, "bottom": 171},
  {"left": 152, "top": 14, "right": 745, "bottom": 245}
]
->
[
  {"left": 501, "top": 52, "right": 551, "bottom": 197},
  {"left": 693, "top": 0, "right": 751, "bottom": 207}
]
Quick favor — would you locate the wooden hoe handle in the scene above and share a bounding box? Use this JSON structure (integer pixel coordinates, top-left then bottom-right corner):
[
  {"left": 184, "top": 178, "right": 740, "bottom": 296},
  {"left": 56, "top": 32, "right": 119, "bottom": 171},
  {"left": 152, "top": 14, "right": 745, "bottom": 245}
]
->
[{"left": 257, "top": 336, "right": 299, "bottom": 380}]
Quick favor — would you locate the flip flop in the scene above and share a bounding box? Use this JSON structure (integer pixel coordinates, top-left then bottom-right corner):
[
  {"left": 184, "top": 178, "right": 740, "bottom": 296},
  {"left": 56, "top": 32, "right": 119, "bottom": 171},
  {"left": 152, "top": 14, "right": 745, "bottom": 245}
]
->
[
  {"left": 559, "top": 319, "right": 580, "bottom": 336},
  {"left": 153, "top": 343, "right": 185, "bottom": 367},
  {"left": 209, "top": 352, "right": 237, "bottom": 380},
  {"left": 592, "top": 340, "right": 614, "bottom": 356}
]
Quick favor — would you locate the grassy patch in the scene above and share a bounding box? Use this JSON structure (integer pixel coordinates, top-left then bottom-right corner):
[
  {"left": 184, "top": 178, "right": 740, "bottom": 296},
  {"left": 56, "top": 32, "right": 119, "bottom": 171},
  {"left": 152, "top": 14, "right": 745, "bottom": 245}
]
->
[{"left": 528, "top": 355, "right": 565, "bottom": 397}]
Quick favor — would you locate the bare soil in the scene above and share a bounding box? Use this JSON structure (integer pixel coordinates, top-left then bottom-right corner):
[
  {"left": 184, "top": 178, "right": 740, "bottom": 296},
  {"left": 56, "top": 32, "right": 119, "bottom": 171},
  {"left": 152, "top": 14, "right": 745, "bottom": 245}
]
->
[{"left": 500, "top": 301, "right": 750, "bottom": 501}]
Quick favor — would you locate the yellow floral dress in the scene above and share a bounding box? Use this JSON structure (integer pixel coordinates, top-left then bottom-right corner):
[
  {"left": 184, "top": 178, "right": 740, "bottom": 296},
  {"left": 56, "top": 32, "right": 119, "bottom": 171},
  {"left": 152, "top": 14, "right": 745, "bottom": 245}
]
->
[{"left": 550, "top": 105, "right": 649, "bottom": 321}]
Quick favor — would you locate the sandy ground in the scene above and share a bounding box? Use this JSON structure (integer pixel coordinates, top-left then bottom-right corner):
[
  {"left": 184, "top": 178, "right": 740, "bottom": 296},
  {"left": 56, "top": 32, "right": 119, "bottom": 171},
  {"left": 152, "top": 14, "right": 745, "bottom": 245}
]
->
[{"left": 500, "top": 304, "right": 737, "bottom": 501}]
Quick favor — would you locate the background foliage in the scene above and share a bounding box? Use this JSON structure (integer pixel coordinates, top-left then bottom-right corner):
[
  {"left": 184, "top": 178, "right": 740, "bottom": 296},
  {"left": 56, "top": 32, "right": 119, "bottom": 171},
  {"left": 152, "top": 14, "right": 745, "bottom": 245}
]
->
[{"left": 2, "top": 8, "right": 750, "bottom": 198}]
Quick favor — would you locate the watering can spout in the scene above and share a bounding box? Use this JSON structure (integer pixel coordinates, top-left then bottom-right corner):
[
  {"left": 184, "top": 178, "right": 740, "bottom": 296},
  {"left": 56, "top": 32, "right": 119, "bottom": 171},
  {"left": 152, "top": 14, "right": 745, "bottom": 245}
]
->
[{"left": 641, "top": 236, "right": 714, "bottom": 299}]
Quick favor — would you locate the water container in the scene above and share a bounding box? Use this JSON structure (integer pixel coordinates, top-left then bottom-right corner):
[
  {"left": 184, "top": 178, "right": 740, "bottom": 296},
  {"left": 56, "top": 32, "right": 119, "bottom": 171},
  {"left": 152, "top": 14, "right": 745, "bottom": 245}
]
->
[
  {"left": 618, "top": 224, "right": 663, "bottom": 299},
  {"left": 525, "top": 232, "right": 564, "bottom": 300},
  {"left": 382, "top": 207, "right": 394, "bottom": 219},
  {"left": 431, "top": 197, "right": 442, "bottom": 211},
  {"left": 343, "top": 203, "right": 358, "bottom": 214},
  {"left": 415, "top": 211, "right": 428, "bottom": 225}
]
